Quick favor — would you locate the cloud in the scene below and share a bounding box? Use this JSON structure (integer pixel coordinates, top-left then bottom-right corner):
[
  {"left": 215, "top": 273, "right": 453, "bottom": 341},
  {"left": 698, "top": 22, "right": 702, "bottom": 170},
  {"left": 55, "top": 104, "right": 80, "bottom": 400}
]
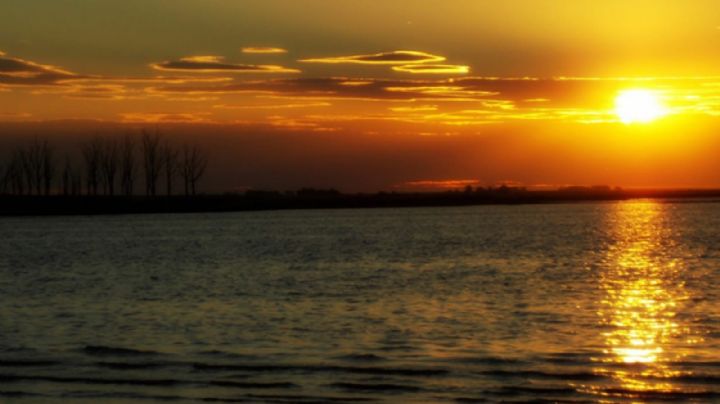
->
[
  {"left": 149, "top": 77, "right": 498, "bottom": 102},
  {"left": 300, "top": 50, "right": 445, "bottom": 65},
  {"left": 389, "top": 105, "right": 438, "bottom": 112},
  {"left": 0, "top": 112, "right": 32, "bottom": 119},
  {"left": 151, "top": 56, "right": 299, "bottom": 73},
  {"left": 398, "top": 179, "right": 483, "bottom": 190},
  {"left": 69, "top": 76, "right": 234, "bottom": 84},
  {"left": 0, "top": 51, "right": 79, "bottom": 85},
  {"left": 393, "top": 64, "right": 470, "bottom": 74},
  {"left": 32, "top": 83, "right": 131, "bottom": 100},
  {"left": 242, "top": 47, "right": 288, "bottom": 54},
  {"left": 213, "top": 102, "right": 331, "bottom": 110},
  {"left": 119, "top": 112, "right": 212, "bottom": 123}
]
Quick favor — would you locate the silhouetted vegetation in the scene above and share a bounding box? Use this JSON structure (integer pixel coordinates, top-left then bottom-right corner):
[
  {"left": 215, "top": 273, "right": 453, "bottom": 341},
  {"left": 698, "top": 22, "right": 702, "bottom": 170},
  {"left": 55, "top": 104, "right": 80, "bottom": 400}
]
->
[
  {"left": 2, "top": 132, "right": 720, "bottom": 216},
  {"left": 0, "top": 129, "right": 208, "bottom": 199},
  {"left": 0, "top": 184, "right": 719, "bottom": 216}
]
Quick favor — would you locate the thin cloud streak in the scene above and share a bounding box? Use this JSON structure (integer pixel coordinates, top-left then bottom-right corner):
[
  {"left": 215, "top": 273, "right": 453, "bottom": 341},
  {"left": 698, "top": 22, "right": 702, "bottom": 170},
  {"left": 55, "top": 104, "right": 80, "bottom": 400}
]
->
[
  {"left": 242, "top": 47, "right": 288, "bottom": 54},
  {"left": 393, "top": 64, "right": 470, "bottom": 74},
  {"left": 151, "top": 56, "right": 299, "bottom": 73},
  {"left": 0, "top": 50, "right": 80, "bottom": 85},
  {"left": 300, "top": 50, "right": 445, "bottom": 65}
]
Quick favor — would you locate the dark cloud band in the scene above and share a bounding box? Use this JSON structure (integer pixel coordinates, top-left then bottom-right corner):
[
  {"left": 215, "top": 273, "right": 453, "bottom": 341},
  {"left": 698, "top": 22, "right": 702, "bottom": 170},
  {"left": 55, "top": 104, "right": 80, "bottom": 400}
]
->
[{"left": 151, "top": 56, "right": 299, "bottom": 73}]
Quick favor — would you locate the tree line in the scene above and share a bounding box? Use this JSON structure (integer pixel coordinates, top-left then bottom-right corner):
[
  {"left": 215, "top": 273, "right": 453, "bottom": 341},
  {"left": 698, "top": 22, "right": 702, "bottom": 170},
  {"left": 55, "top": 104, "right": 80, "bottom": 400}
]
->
[{"left": 0, "top": 130, "right": 208, "bottom": 197}]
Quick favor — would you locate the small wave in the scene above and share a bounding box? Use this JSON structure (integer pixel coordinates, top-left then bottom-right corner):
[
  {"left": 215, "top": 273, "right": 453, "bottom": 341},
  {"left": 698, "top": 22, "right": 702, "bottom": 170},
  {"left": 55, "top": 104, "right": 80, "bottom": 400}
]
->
[
  {"left": 446, "top": 356, "right": 529, "bottom": 366},
  {"left": 456, "top": 398, "right": 594, "bottom": 404},
  {"left": 673, "top": 373, "right": 720, "bottom": 384},
  {"left": 81, "top": 345, "right": 160, "bottom": 357},
  {"left": 0, "top": 347, "right": 35, "bottom": 353},
  {"left": 0, "top": 390, "right": 46, "bottom": 398},
  {"left": 1, "top": 373, "right": 301, "bottom": 391},
  {"left": 600, "top": 387, "right": 720, "bottom": 400},
  {"left": 192, "top": 362, "right": 448, "bottom": 376},
  {"left": 478, "top": 369, "right": 605, "bottom": 381},
  {"left": 197, "top": 350, "right": 263, "bottom": 360},
  {"left": 61, "top": 391, "right": 185, "bottom": 401},
  {"left": 94, "top": 361, "right": 168, "bottom": 370},
  {"left": 334, "top": 353, "right": 386, "bottom": 362},
  {"left": 193, "top": 363, "right": 293, "bottom": 372},
  {"left": 531, "top": 351, "right": 599, "bottom": 366},
  {"left": 0, "top": 359, "right": 60, "bottom": 367},
  {"left": 486, "top": 385, "right": 579, "bottom": 397},
  {"left": 209, "top": 380, "right": 298, "bottom": 389},
  {"left": 329, "top": 382, "right": 423, "bottom": 393},
  {"left": 244, "top": 393, "right": 376, "bottom": 402},
  {"left": 674, "top": 360, "right": 720, "bottom": 368},
  {"left": 0, "top": 373, "right": 182, "bottom": 386},
  {"left": 344, "top": 366, "right": 447, "bottom": 376}
]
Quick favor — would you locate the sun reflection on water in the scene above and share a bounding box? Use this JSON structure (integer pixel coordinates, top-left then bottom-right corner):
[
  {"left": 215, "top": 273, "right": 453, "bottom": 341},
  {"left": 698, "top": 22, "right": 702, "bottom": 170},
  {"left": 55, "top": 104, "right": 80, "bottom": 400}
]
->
[{"left": 595, "top": 201, "right": 697, "bottom": 394}]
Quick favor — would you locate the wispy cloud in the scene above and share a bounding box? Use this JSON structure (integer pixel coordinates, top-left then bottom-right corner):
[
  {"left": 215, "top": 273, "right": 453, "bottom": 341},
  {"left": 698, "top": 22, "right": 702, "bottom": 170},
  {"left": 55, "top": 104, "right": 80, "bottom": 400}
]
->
[
  {"left": 213, "top": 102, "right": 330, "bottom": 110},
  {"left": 242, "top": 47, "right": 288, "bottom": 54},
  {"left": 119, "top": 112, "right": 212, "bottom": 123},
  {"left": 389, "top": 105, "right": 438, "bottom": 112},
  {"left": 32, "top": 83, "right": 131, "bottom": 100},
  {"left": 151, "top": 56, "right": 299, "bottom": 73},
  {"left": 399, "top": 179, "right": 483, "bottom": 190},
  {"left": 393, "top": 64, "right": 470, "bottom": 74},
  {"left": 69, "top": 76, "right": 234, "bottom": 85},
  {"left": 0, "top": 50, "right": 79, "bottom": 85},
  {"left": 300, "top": 50, "right": 445, "bottom": 65}
]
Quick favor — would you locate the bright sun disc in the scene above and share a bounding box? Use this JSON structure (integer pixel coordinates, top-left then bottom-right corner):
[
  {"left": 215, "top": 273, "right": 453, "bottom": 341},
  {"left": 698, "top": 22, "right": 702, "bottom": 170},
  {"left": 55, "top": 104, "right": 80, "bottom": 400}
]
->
[{"left": 615, "top": 89, "right": 666, "bottom": 124}]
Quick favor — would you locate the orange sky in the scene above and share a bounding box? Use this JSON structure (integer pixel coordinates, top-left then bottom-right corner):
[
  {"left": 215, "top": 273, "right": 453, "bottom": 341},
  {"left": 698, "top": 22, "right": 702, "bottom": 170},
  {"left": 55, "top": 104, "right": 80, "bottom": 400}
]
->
[{"left": 2, "top": 1, "right": 720, "bottom": 191}]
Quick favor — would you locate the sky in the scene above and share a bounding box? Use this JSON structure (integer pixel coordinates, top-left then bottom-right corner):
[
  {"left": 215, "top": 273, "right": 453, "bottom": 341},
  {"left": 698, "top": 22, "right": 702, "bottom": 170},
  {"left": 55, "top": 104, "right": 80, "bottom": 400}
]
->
[{"left": 2, "top": 0, "right": 720, "bottom": 191}]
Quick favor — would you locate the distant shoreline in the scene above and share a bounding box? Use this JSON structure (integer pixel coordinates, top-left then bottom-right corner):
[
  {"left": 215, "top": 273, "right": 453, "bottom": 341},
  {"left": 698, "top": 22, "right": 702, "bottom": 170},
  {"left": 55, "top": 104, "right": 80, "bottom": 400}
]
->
[{"left": 1, "top": 188, "right": 720, "bottom": 217}]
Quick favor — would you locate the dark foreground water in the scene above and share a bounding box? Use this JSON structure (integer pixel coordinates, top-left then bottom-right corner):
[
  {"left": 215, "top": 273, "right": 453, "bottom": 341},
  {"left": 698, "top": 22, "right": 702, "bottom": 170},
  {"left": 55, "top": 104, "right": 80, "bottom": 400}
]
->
[{"left": 1, "top": 201, "right": 720, "bottom": 403}]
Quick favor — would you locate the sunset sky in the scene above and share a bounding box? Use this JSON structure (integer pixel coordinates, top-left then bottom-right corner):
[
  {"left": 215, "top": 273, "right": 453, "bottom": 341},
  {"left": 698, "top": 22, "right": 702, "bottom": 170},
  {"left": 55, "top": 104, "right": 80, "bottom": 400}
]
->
[{"left": 2, "top": 0, "right": 720, "bottom": 191}]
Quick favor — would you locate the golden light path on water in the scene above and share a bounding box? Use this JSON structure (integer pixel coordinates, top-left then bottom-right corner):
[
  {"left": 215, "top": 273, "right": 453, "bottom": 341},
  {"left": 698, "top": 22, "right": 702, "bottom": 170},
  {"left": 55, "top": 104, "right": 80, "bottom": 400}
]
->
[{"left": 590, "top": 201, "right": 701, "bottom": 396}]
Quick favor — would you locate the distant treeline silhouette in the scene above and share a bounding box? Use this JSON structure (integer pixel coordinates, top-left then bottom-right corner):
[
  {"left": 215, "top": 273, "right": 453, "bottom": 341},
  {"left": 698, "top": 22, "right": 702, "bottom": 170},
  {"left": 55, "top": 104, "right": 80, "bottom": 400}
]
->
[
  {"left": 0, "top": 184, "right": 719, "bottom": 216},
  {"left": 1, "top": 130, "right": 207, "bottom": 197}
]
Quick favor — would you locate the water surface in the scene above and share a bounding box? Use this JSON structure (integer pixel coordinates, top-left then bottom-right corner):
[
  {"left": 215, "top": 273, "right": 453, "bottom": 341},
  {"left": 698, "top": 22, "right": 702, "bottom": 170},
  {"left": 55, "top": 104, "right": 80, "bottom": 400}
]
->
[{"left": 1, "top": 201, "right": 719, "bottom": 402}]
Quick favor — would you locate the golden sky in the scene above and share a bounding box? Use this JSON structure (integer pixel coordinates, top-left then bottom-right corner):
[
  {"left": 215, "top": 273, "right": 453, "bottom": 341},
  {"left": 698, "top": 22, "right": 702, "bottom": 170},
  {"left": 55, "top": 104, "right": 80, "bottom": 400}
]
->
[{"left": 2, "top": 0, "right": 720, "bottom": 190}]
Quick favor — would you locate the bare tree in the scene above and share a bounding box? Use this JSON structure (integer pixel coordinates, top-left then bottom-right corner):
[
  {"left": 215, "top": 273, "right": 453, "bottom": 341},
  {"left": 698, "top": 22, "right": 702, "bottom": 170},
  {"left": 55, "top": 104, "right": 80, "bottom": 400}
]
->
[
  {"left": 6, "top": 150, "right": 25, "bottom": 195},
  {"left": 119, "top": 134, "right": 136, "bottom": 196},
  {"left": 71, "top": 168, "right": 82, "bottom": 196},
  {"left": 100, "top": 139, "right": 119, "bottom": 196},
  {"left": 0, "top": 162, "right": 7, "bottom": 195},
  {"left": 81, "top": 137, "right": 103, "bottom": 196},
  {"left": 22, "top": 141, "right": 43, "bottom": 195},
  {"left": 61, "top": 155, "right": 73, "bottom": 196},
  {"left": 180, "top": 144, "right": 208, "bottom": 196},
  {"left": 40, "top": 140, "right": 54, "bottom": 195},
  {"left": 17, "top": 148, "right": 33, "bottom": 194},
  {"left": 141, "top": 129, "right": 163, "bottom": 197},
  {"left": 162, "top": 141, "right": 179, "bottom": 196},
  {"left": 2, "top": 141, "right": 48, "bottom": 196}
]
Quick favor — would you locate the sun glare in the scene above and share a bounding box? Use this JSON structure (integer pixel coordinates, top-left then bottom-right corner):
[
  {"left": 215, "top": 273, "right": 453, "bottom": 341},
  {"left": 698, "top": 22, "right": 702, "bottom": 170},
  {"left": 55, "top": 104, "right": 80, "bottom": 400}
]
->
[{"left": 615, "top": 89, "right": 667, "bottom": 124}]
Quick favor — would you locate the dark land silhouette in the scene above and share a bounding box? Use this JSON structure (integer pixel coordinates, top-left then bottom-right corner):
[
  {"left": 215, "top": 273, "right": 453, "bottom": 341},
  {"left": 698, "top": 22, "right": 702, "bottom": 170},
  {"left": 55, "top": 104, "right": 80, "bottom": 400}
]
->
[
  {"left": 1, "top": 186, "right": 720, "bottom": 216},
  {"left": 3, "top": 132, "right": 720, "bottom": 216}
]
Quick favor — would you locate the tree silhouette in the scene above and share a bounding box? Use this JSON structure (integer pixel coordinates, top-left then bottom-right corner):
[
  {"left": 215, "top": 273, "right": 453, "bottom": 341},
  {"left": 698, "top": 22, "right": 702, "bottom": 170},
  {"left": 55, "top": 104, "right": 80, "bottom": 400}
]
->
[
  {"left": 61, "top": 155, "right": 72, "bottom": 196},
  {"left": 81, "top": 137, "right": 102, "bottom": 196},
  {"left": 141, "top": 130, "right": 163, "bottom": 197},
  {"left": 119, "top": 134, "right": 136, "bottom": 196},
  {"left": 40, "top": 139, "right": 54, "bottom": 196},
  {"left": 162, "top": 140, "right": 179, "bottom": 196},
  {"left": 181, "top": 144, "right": 208, "bottom": 196},
  {"left": 100, "top": 139, "right": 119, "bottom": 196}
]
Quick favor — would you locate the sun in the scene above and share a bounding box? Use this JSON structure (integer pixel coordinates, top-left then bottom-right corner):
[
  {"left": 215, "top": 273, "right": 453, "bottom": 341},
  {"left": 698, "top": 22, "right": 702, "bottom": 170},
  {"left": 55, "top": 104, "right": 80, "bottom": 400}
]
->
[{"left": 614, "top": 89, "right": 667, "bottom": 124}]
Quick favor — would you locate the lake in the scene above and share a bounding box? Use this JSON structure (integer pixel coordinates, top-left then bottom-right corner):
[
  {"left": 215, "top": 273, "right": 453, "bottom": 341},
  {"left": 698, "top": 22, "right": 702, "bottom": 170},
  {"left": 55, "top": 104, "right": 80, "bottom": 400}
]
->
[{"left": 1, "top": 200, "right": 719, "bottom": 403}]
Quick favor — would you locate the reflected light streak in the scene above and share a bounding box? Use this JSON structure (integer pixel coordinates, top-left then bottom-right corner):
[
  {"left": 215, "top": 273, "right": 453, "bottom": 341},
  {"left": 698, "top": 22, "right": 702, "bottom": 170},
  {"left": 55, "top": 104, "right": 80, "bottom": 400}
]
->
[{"left": 595, "top": 201, "right": 695, "bottom": 394}]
